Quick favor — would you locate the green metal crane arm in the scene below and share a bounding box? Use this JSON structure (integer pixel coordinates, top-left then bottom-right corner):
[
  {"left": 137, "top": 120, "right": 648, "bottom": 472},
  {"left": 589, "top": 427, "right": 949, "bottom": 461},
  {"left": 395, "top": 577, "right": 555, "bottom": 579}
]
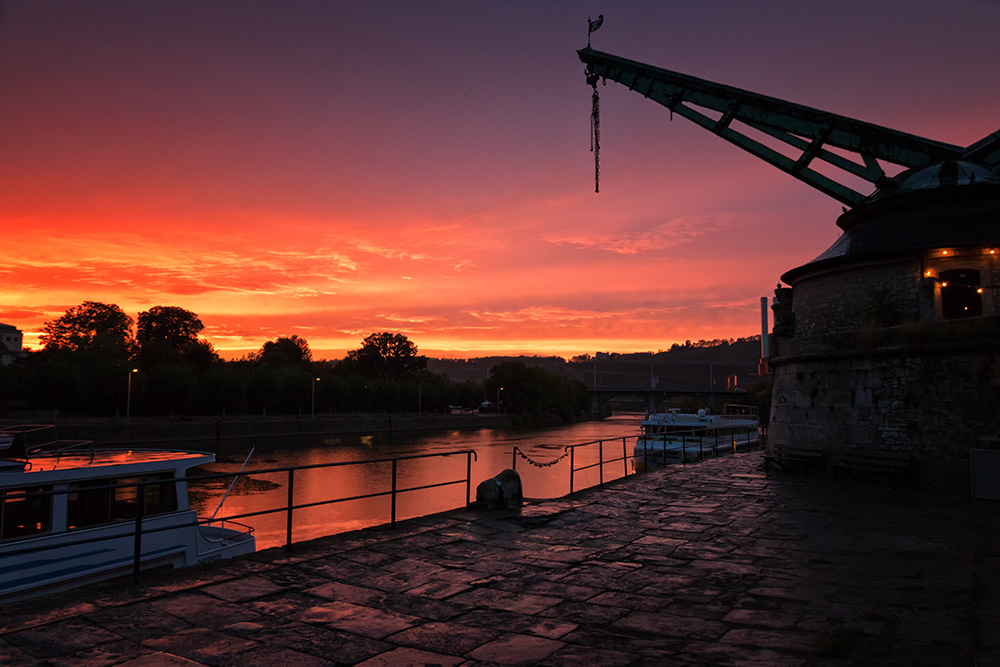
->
[{"left": 579, "top": 47, "right": 966, "bottom": 206}]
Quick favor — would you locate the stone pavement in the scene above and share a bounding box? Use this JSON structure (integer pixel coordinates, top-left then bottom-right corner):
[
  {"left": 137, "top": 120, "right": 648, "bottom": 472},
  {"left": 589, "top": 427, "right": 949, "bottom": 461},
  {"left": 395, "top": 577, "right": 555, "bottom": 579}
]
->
[{"left": 2, "top": 450, "right": 999, "bottom": 666}]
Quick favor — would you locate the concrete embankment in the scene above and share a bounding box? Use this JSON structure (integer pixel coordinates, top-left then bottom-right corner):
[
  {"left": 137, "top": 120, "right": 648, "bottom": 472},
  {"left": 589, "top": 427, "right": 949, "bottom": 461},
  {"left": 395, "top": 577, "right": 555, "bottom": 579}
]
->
[{"left": 47, "top": 413, "right": 509, "bottom": 446}]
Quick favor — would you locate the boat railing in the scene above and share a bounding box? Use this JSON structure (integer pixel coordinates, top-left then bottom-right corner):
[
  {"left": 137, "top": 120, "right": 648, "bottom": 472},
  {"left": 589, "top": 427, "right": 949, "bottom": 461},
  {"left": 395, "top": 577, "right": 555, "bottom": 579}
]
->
[
  {"left": 199, "top": 519, "right": 256, "bottom": 543},
  {"left": 0, "top": 448, "right": 477, "bottom": 587},
  {"left": 717, "top": 404, "right": 760, "bottom": 420},
  {"left": 0, "top": 424, "right": 95, "bottom": 466},
  {"left": 637, "top": 424, "right": 760, "bottom": 466}
]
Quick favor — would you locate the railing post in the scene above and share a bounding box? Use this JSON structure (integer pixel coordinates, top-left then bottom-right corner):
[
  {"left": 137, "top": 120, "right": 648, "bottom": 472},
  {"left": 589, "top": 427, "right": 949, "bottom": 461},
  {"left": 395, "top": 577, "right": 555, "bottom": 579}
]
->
[
  {"left": 622, "top": 437, "right": 627, "bottom": 477},
  {"left": 569, "top": 447, "right": 575, "bottom": 495},
  {"left": 467, "top": 451, "right": 473, "bottom": 506},
  {"left": 512, "top": 446, "right": 517, "bottom": 471},
  {"left": 132, "top": 480, "right": 146, "bottom": 585},
  {"left": 285, "top": 468, "right": 295, "bottom": 548},
  {"left": 599, "top": 440, "right": 604, "bottom": 485},
  {"left": 390, "top": 458, "right": 398, "bottom": 527}
]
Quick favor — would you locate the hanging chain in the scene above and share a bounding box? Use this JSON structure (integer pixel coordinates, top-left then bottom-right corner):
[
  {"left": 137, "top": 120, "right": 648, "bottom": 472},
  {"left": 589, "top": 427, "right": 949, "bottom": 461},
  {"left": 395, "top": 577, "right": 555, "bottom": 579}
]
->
[
  {"left": 590, "top": 85, "right": 600, "bottom": 193},
  {"left": 515, "top": 447, "right": 573, "bottom": 468}
]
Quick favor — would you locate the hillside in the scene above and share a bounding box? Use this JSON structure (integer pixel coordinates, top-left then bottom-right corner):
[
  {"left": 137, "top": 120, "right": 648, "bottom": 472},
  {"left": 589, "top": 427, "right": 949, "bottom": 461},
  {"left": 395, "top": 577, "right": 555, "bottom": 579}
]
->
[{"left": 427, "top": 337, "right": 765, "bottom": 391}]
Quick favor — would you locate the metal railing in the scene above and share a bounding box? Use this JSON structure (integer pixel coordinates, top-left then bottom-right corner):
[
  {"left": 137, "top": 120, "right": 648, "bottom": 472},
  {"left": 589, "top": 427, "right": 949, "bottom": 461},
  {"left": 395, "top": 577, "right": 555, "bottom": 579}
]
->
[
  {"left": 261, "top": 449, "right": 478, "bottom": 547},
  {"left": 512, "top": 436, "right": 635, "bottom": 496},
  {"left": 0, "top": 424, "right": 94, "bottom": 465},
  {"left": 565, "top": 437, "right": 632, "bottom": 495},
  {"left": 0, "top": 448, "right": 476, "bottom": 589},
  {"left": 511, "top": 424, "right": 760, "bottom": 496}
]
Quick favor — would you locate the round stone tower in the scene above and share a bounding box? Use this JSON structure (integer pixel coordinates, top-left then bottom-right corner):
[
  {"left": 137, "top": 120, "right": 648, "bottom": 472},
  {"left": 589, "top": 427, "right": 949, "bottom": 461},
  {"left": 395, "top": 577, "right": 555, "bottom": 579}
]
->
[
  {"left": 768, "top": 161, "right": 1000, "bottom": 491},
  {"left": 574, "top": 46, "right": 1000, "bottom": 491}
]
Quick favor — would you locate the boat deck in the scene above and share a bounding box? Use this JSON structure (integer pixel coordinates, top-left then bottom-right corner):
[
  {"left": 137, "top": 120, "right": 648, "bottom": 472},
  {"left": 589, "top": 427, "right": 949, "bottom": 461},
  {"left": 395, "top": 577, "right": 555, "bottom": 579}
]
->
[{"left": 0, "top": 449, "right": 212, "bottom": 478}]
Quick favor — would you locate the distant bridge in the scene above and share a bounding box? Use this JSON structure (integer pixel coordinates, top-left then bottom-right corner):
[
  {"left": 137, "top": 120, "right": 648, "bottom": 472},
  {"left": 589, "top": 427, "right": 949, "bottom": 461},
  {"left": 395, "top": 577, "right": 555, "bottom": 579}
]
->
[{"left": 587, "top": 387, "right": 750, "bottom": 414}]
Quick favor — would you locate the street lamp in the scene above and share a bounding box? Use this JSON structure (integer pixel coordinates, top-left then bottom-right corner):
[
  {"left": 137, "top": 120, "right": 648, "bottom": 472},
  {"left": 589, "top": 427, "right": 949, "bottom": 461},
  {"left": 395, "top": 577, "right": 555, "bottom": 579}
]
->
[
  {"left": 126, "top": 368, "right": 138, "bottom": 425},
  {"left": 498, "top": 386, "right": 503, "bottom": 414},
  {"left": 311, "top": 377, "right": 320, "bottom": 419}
]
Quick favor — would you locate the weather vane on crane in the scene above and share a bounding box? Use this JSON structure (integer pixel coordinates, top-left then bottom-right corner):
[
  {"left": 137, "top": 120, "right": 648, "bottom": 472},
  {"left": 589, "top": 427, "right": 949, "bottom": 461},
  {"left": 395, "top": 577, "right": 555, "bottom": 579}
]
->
[{"left": 587, "top": 14, "right": 603, "bottom": 47}]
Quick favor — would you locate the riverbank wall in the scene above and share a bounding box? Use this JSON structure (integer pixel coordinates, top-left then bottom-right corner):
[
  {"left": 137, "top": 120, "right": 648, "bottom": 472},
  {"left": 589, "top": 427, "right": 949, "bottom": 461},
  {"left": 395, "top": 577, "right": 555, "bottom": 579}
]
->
[{"left": 40, "top": 413, "right": 510, "bottom": 446}]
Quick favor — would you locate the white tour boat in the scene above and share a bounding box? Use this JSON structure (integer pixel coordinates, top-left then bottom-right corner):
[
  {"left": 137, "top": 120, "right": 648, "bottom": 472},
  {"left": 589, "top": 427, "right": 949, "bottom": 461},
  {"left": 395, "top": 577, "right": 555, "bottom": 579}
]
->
[
  {"left": 0, "top": 425, "right": 255, "bottom": 602},
  {"left": 634, "top": 407, "right": 759, "bottom": 470}
]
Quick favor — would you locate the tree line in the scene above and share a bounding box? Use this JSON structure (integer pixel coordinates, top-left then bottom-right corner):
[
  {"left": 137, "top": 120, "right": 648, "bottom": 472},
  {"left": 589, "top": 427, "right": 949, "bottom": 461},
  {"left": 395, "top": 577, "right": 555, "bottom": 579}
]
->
[{"left": 0, "top": 301, "right": 589, "bottom": 422}]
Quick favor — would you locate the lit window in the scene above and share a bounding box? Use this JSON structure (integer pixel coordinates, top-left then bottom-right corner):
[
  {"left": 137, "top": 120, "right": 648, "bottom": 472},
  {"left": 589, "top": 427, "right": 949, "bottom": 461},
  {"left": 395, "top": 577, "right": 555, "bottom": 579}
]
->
[
  {"left": 1, "top": 487, "right": 52, "bottom": 540},
  {"left": 941, "top": 268, "right": 982, "bottom": 319}
]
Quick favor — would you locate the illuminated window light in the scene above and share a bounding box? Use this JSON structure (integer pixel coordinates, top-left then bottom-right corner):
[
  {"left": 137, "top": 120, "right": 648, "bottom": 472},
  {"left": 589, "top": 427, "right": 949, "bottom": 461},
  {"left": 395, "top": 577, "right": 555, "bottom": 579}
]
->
[
  {"left": 978, "top": 288, "right": 984, "bottom": 294},
  {"left": 942, "top": 281, "right": 949, "bottom": 287}
]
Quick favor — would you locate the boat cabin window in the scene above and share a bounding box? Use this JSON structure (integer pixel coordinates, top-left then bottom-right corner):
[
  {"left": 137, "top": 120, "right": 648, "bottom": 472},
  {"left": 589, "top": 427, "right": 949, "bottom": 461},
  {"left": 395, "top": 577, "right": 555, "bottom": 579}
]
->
[
  {"left": 1, "top": 486, "right": 52, "bottom": 540},
  {"left": 67, "top": 473, "right": 178, "bottom": 529}
]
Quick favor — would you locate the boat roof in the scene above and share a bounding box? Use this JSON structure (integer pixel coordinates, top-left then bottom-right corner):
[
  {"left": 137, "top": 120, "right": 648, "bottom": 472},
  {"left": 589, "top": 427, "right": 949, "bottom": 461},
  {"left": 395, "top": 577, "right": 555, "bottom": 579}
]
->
[
  {"left": 641, "top": 412, "right": 757, "bottom": 427},
  {"left": 0, "top": 449, "right": 214, "bottom": 485}
]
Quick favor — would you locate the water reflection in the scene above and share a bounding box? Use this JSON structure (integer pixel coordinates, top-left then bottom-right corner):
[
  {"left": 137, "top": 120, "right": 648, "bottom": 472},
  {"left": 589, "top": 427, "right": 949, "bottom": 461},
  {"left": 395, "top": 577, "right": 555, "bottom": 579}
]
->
[{"left": 191, "top": 413, "right": 641, "bottom": 549}]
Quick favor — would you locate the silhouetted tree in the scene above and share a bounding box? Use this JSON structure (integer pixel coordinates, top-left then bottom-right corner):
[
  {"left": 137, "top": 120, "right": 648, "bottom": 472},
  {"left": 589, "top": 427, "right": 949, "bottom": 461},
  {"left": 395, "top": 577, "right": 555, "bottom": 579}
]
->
[
  {"left": 485, "top": 360, "right": 588, "bottom": 423},
  {"left": 339, "top": 332, "right": 427, "bottom": 380},
  {"left": 182, "top": 338, "right": 222, "bottom": 372},
  {"left": 40, "top": 301, "right": 134, "bottom": 355},
  {"left": 137, "top": 306, "right": 205, "bottom": 367},
  {"left": 145, "top": 364, "right": 198, "bottom": 415},
  {"left": 257, "top": 335, "right": 312, "bottom": 366},
  {"left": 199, "top": 363, "right": 247, "bottom": 415},
  {"left": 38, "top": 301, "right": 135, "bottom": 413}
]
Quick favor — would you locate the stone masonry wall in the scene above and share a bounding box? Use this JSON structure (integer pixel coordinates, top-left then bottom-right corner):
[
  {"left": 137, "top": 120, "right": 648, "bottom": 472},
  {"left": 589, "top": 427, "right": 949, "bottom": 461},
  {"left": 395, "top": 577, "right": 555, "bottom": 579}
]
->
[
  {"left": 791, "top": 258, "right": 923, "bottom": 337},
  {"left": 769, "top": 326, "right": 1000, "bottom": 492}
]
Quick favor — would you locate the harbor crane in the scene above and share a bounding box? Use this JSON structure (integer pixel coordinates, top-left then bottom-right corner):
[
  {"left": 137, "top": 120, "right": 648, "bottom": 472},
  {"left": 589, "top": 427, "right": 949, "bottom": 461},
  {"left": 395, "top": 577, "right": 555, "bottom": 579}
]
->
[{"left": 578, "top": 47, "right": 1000, "bottom": 205}]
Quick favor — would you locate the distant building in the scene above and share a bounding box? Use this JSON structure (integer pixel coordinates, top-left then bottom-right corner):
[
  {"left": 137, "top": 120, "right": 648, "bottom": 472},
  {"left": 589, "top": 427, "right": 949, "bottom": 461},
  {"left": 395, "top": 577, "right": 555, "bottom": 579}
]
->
[{"left": 0, "top": 323, "right": 24, "bottom": 366}]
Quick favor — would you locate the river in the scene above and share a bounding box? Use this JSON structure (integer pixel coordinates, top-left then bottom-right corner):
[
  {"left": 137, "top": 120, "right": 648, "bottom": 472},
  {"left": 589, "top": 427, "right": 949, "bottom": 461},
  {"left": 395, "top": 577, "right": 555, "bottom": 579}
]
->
[{"left": 188, "top": 413, "right": 643, "bottom": 550}]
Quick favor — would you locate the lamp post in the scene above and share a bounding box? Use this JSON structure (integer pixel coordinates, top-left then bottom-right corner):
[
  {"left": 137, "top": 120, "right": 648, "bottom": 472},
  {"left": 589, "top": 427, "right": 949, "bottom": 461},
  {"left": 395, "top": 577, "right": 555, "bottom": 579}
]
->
[
  {"left": 126, "top": 368, "right": 138, "bottom": 425},
  {"left": 311, "top": 377, "right": 320, "bottom": 419},
  {"left": 498, "top": 386, "right": 503, "bottom": 414}
]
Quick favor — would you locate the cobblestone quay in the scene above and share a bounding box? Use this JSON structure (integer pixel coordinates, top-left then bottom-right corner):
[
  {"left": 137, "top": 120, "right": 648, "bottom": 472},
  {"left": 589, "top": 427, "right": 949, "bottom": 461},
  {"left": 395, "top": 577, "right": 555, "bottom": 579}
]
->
[{"left": 3, "top": 451, "right": 998, "bottom": 665}]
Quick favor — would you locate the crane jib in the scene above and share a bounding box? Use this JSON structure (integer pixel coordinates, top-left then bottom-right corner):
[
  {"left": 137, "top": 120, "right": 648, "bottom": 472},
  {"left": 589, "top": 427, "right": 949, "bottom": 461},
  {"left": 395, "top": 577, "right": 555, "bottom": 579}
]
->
[{"left": 576, "top": 47, "right": 994, "bottom": 205}]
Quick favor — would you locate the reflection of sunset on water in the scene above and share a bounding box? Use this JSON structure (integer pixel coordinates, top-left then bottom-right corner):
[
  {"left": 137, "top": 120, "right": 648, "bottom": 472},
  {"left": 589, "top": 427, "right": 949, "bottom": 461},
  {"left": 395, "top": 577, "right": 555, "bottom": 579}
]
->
[{"left": 192, "top": 416, "right": 641, "bottom": 549}]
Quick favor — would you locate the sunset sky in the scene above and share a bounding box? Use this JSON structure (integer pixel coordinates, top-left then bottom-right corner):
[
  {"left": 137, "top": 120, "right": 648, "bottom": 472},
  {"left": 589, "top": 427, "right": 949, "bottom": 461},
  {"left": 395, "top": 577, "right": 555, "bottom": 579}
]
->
[{"left": 3, "top": 1, "right": 999, "bottom": 360}]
